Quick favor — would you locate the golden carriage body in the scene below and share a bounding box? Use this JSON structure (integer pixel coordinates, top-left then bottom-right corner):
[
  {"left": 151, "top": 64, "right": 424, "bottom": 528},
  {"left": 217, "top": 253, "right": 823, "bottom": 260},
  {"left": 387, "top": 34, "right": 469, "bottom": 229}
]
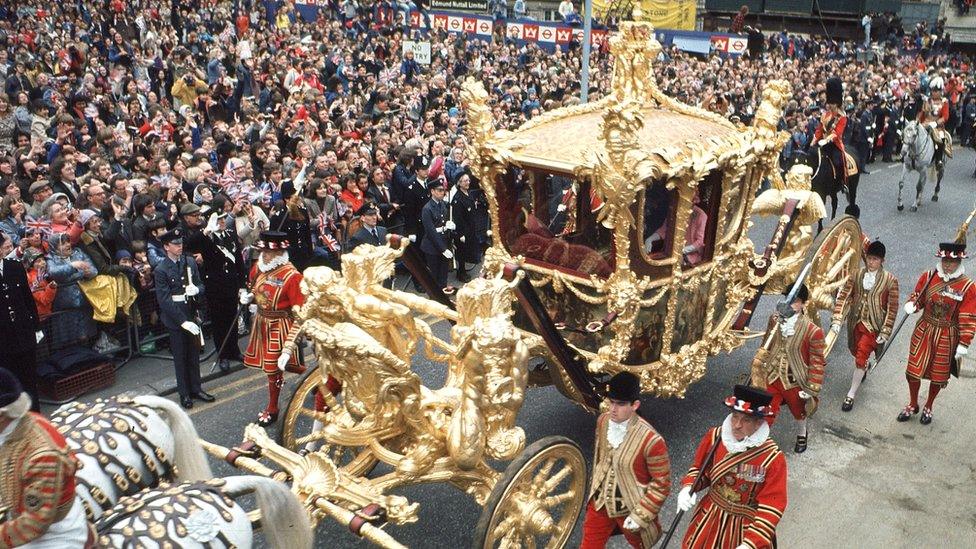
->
[{"left": 202, "top": 18, "right": 864, "bottom": 549}]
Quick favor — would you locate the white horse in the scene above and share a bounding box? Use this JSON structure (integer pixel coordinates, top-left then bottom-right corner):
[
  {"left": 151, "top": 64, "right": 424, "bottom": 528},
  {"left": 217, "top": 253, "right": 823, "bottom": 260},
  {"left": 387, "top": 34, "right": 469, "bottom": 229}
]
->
[
  {"left": 51, "top": 396, "right": 213, "bottom": 522},
  {"left": 93, "top": 476, "right": 313, "bottom": 549},
  {"left": 896, "top": 120, "right": 936, "bottom": 212}
]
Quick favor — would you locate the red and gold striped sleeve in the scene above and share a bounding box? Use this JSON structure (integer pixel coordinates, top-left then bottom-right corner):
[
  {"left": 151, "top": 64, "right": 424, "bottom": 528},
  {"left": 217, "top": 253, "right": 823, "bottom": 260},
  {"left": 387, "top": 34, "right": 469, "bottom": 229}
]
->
[
  {"left": 831, "top": 274, "right": 855, "bottom": 324},
  {"left": 681, "top": 428, "right": 720, "bottom": 489},
  {"left": 804, "top": 324, "right": 826, "bottom": 395},
  {"left": 881, "top": 275, "right": 900, "bottom": 339},
  {"left": 0, "top": 451, "right": 70, "bottom": 548},
  {"left": 958, "top": 280, "right": 976, "bottom": 348},
  {"left": 631, "top": 431, "right": 671, "bottom": 527},
  {"left": 741, "top": 450, "right": 788, "bottom": 549}
]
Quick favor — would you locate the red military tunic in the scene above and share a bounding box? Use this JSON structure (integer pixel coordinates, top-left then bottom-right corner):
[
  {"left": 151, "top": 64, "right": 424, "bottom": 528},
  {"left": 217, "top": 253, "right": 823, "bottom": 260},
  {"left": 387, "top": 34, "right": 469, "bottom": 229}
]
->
[
  {"left": 906, "top": 271, "right": 976, "bottom": 387},
  {"left": 681, "top": 426, "right": 787, "bottom": 549},
  {"left": 244, "top": 262, "right": 305, "bottom": 373},
  {"left": 832, "top": 268, "right": 899, "bottom": 369},
  {"left": 918, "top": 97, "right": 950, "bottom": 127},
  {"left": 813, "top": 110, "right": 847, "bottom": 156},
  {"left": 582, "top": 413, "right": 671, "bottom": 548},
  {"left": 1, "top": 412, "right": 93, "bottom": 548},
  {"left": 759, "top": 315, "right": 826, "bottom": 421}
]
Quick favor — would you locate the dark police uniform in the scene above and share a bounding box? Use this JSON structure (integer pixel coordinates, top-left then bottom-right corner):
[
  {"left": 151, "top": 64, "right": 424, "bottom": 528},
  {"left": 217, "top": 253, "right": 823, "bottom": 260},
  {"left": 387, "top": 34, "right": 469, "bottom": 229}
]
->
[
  {"left": 420, "top": 184, "right": 452, "bottom": 290},
  {"left": 0, "top": 258, "right": 41, "bottom": 411},
  {"left": 183, "top": 223, "right": 245, "bottom": 366},
  {"left": 154, "top": 230, "right": 206, "bottom": 405}
]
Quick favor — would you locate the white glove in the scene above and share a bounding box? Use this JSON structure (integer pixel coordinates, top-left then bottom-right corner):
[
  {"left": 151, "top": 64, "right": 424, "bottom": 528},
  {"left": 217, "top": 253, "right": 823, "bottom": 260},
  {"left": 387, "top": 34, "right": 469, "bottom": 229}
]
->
[
  {"left": 904, "top": 301, "right": 917, "bottom": 315},
  {"left": 459, "top": 235, "right": 466, "bottom": 243},
  {"left": 442, "top": 249, "right": 454, "bottom": 259},
  {"left": 798, "top": 390, "right": 812, "bottom": 400},
  {"left": 818, "top": 138, "right": 830, "bottom": 146},
  {"left": 556, "top": 203, "right": 567, "bottom": 212},
  {"left": 956, "top": 345, "right": 968, "bottom": 361},
  {"left": 181, "top": 321, "right": 201, "bottom": 335},
  {"left": 648, "top": 232, "right": 662, "bottom": 244},
  {"left": 622, "top": 515, "right": 640, "bottom": 531},
  {"left": 185, "top": 284, "right": 200, "bottom": 297},
  {"left": 204, "top": 212, "right": 219, "bottom": 234},
  {"left": 682, "top": 245, "right": 696, "bottom": 255},
  {"left": 248, "top": 303, "right": 257, "bottom": 315},
  {"left": 677, "top": 486, "right": 697, "bottom": 512},
  {"left": 830, "top": 322, "right": 841, "bottom": 334},
  {"left": 444, "top": 220, "right": 456, "bottom": 230},
  {"left": 35, "top": 330, "right": 44, "bottom": 344},
  {"left": 277, "top": 351, "right": 291, "bottom": 371},
  {"left": 876, "top": 335, "right": 886, "bottom": 344},
  {"left": 408, "top": 234, "right": 417, "bottom": 243},
  {"left": 239, "top": 289, "right": 253, "bottom": 305}
]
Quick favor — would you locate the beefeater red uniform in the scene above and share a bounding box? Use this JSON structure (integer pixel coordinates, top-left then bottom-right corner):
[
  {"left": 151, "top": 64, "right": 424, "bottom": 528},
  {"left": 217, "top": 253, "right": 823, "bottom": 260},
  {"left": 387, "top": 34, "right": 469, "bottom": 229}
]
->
[
  {"left": 243, "top": 262, "right": 305, "bottom": 373},
  {"left": 758, "top": 315, "right": 826, "bottom": 422},
  {"left": 582, "top": 413, "right": 671, "bottom": 548},
  {"left": 833, "top": 267, "right": 899, "bottom": 369},
  {"left": 680, "top": 426, "right": 788, "bottom": 549},
  {"left": 1, "top": 412, "right": 94, "bottom": 548},
  {"left": 905, "top": 270, "right": 976, "bottom": 387}
]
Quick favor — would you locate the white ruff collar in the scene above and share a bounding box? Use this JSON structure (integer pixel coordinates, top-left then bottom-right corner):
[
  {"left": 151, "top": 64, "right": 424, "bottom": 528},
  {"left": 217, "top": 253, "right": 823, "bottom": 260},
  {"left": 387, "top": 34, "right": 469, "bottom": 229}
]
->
[
  {"left": 779, "top": 314, "right": 799, "bottom": 337},
  {"left": 721, "top": 413, "right": 770, "bottom": 454},
  {"left": 258, "top": 252, "right": 289, "bottom": 273},
  {"left": 607, "top": 418, "right": 629, "bottom": 449},
  {"left": 937, "top": 263, "right": 964, "bottom": 282},
  {"left": 862, "top": 269, "right": 878, "bottom": 290}
]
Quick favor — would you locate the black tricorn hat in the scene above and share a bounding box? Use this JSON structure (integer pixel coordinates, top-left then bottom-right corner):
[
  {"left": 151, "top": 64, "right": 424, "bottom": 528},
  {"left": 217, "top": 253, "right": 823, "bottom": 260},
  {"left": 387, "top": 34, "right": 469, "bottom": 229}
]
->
[
  {"left": 826, "top": 77, "right": 844, "bottom": 107},
  {"left": 866, "top": 240, "right": 886, "bottom": 259},
  {"left": 607, "top": 371, "right": 641, "bottom": 402},
  {"left": 256, "top": 230, "right": 290, "bottom": 250},
  {"left": 725, "top": 384, "right": 774, "bottom": 417},
  {"left": 845, "top": 204, "right": 860, "bottom": 218},
  {"left": 782, "top": 282, "right": 810, "bottom": 302}
]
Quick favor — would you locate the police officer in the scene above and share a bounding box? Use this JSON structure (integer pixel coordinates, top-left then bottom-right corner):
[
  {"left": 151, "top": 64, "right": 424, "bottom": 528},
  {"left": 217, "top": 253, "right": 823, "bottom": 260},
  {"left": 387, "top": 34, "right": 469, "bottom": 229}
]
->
[
  {"left": 182, "top": 203, "right": 245, "bottom": 373},
  {"left": 420, "top": 179, "right": 455, "bottom": 293},
  {"left": 154, "top": 228, "right": 215, "bottom": 409},
  {"left": 392, "top": 154, "right": 431, "bottom": 247},
  {"left": 347, "top": 204, "right": 388, "bottom": 250},
  {"left": 0, "top": 241, "right": 43, "bottom": 412}
]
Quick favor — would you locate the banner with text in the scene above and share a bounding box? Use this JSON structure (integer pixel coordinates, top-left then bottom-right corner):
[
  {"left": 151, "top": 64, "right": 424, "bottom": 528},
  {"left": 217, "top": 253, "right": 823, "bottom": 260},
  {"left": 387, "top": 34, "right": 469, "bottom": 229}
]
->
[
  {"left": 592, "top": 0, "right": 697, "bottom": 31},
  {"left": 430, "top": 0, "right": 489, "bottom": 13}
]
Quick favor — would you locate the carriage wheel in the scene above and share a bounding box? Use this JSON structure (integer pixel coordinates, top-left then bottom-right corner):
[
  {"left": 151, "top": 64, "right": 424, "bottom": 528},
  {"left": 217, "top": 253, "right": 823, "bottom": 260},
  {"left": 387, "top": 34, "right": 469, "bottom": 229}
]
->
[
  {"left": 279, "top": 368, "right": 378, "bottom": 477},
  {"left": 803, "top": 214, "right": 864, "bottom": 357},
  {"left": 472, "top": 436, "right": 586, "bottom": 549}
]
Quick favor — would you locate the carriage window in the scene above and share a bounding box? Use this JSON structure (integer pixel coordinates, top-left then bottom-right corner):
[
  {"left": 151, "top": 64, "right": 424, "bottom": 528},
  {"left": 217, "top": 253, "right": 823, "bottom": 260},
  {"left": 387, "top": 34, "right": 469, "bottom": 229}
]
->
[
  {"left": 640, "top": 174, "right": 722, "bottom": 267},
  {"left": 504, "top": 170, "right": 614, "bottom": 278},
  {"left": 684, "top": 175, "right": 722, "bottom": 267},
  {"left": 641, "top": 180, "right": 677, "bottom": 261}
]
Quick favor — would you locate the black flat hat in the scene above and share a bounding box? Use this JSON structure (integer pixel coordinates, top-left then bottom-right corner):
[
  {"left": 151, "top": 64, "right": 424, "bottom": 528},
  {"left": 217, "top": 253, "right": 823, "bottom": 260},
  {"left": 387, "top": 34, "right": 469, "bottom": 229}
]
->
[
  {"left": 725, "top": 384, "right": 774, "bottom": 417},
  {"left": 0, "top": 368, "right": 23, "bottom": 408}
]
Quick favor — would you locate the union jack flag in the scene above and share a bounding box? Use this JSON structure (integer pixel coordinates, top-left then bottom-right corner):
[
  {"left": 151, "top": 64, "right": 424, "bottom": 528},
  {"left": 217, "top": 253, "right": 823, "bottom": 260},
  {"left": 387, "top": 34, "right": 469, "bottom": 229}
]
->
[
  {"left": 25, "top": 218, "right": 52, "bottom": 236},
  {"left": 317, "top": 212, "right": 341, "bottom": 252},
  {"left": 322, "top": 233, "right": 340, "bottom": 253}
]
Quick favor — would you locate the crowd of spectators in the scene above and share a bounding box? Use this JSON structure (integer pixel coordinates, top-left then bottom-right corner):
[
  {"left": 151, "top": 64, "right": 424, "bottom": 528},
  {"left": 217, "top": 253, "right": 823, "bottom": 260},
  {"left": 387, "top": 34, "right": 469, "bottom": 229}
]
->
[{"left": 0, "top": 0, "right": 974, "bottom": 357}]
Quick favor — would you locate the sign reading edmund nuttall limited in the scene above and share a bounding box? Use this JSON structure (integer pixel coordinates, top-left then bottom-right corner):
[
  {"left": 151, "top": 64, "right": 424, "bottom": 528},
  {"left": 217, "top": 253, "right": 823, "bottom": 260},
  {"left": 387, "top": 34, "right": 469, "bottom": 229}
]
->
[{"left": 430, "top": 0, "right": 489, "bottom": 13}]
